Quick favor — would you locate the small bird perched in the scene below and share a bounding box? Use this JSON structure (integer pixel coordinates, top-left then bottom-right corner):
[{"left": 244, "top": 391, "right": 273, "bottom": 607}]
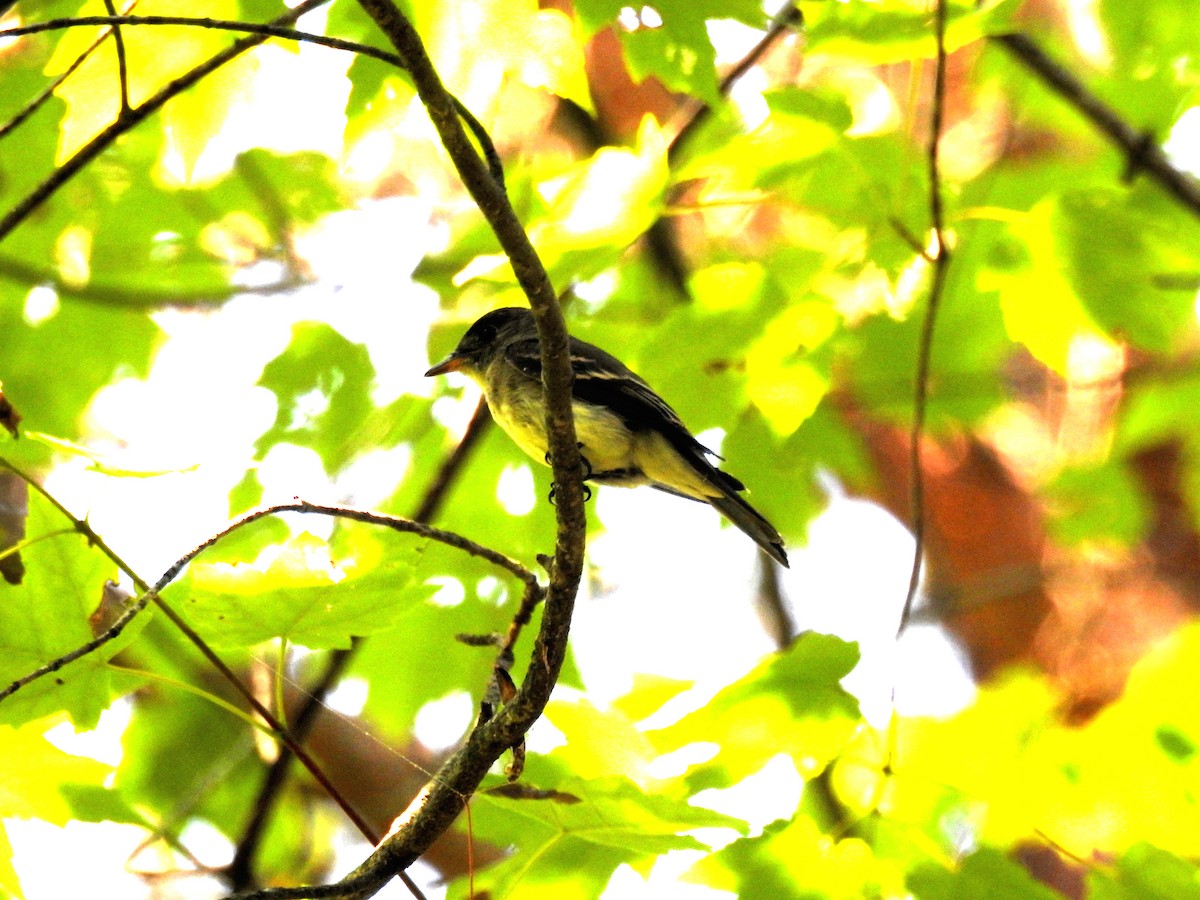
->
[{"left": 425, "top": 307, "right": 788, "bottom": 567}]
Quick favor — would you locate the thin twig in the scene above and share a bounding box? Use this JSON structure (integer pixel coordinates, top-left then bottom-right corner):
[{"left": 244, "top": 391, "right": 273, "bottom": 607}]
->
[
  {"left": 0, "top": 587, "right": 153, "bottom": 703},
  {"left": 994, "top": 32, "right": 1200, "bottom": 220},
  {"left": 896, "top": 0, "right": 951, "bottom": 638},
  {"left": 668, "top": 3, "right": 803, "bottom": 164},
  {"left": 0, "top": 15, "right": 397, "bottom": 61},
  {"left": 149, "top": 500, "right": 537, "bottom": 597},
  {"left": 0, "top": 14, "right": 504, "bottom": 188},
  {"left": 101, "top": 0, "right": 131, "bottom": 116},
  {"left": 0, "top": 254, "right": 310, "bottom": 306},
  {"left": 0, "top": 0, "right": 332, "bottom": 246},
  {"left": 654, "top": 4, "right": 801, "bottom": 298}
]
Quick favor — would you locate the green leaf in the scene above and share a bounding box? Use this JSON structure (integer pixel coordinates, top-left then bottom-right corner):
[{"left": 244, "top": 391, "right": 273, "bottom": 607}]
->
[
  {"left": 1050, "top": 189, "right": 1200, "bottom": 352},
  {"left": 575, "top": 0, "right": 765, "bottom": 104},
  {"left": 908, "top": 846, "right": 1063, "bottom": 899},
  {"left": 0, "top": 721, "right": 113, "bottom": 823},
  {"left": 854, "top": 237, "right": 1009, "bottom": 423},
  {"left": 0, "top": 297, "right": 160, "bottom": 440},
  {"left": 1090, "top": 842, "right": 1200, "bottom": 900},
  {"left": 176, "top": 532, "right": 436, "bottom": 649},
  {"left": 0, "top": 497, "right": 124, "bottom": 729},
  {"left": 654, "top": 633, "right": 862, "bottom": 789},
  {"left": 457, "top": 773, "right": 746, "bottom": 899},
  {"left": 690, "top": 814, "right": 906, "bottom": 899},
  {"left": 805, "top": 0, "right": 1020, "bottom": 64},
  {"left": 1095, "top": 0, "right": 1200, "bottom": 132},
  {"left": 1118, "top": 373, "right": 1200, "bottom": 452},
  {"left": 59, "top": 783, "right": 146, "bottom": 826},
  {"left": 350, "top": 562, "right": 536, "bottom": 736},
  {"left": 115, "top": 655, "right": 261, "bottom": 837},
  {"left": 255, "top": 321, "right": 377, "bottom": 475},
  {"left": 1044, "top": 460, "right": 1149, "bottom": 546}
]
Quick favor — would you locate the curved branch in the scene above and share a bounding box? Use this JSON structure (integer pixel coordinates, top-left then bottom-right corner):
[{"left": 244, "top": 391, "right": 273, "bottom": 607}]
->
[
  {"left": 0, "top": 14, "right": 503, "bottom": 188},
  {"left": 217, "top": 2, "right": 589, "bottom": 897},
  {"left": 0, "top": 495, "right": 539, "bottom": 707}
]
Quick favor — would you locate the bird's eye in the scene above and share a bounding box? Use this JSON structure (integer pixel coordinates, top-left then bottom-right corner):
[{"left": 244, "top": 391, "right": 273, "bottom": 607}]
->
[{"left": 474, "top": 324, "right": 496, "bottom": 345}]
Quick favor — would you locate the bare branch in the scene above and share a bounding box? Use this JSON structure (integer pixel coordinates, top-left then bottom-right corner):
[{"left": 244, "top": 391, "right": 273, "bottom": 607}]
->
[
  {"left": 0, "top": 0, "right": 333, "bottom": 246},
  {"left": 668, "top": 3, "right": 803, "bottom": 164},
  {"left": 994, "top": 32, "right": 1200, "bottom": 220},
  {"left": 0, "top": 253, "right": 311, "bottom": 306},
  {"left": 897, "top": 0, "right": 952, "bottom": 638},
  {"left": 101, "top": 0, "right": 131, "bottom": 116},
  {"left": 0, "top": 14, "right": 504, "bottom": 187},
  {"left": 214, "top": 2, "right": 592, "bottom": 896}
]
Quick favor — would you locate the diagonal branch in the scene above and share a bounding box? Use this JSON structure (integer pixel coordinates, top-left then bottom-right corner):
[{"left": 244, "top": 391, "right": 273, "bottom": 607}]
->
[
  {"left": 0, "top": 14, "right": 504, "bottom": 187},
  {"left": 0, "top": 0, "right": 333, "bottom": 246},
  {"left": 994, "top": 32, "right": 1200, "bottom": 219},
  {"left": 668, "top": 2, "right": 802, "bottom": 164}
]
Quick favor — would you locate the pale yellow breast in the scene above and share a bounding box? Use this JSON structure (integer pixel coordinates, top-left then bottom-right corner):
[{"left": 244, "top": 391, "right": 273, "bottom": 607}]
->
[
  {"left": 480, "top": 358, "right": 638, "bottom": 476},
  {"left": 477, "top": 358, "right": 716, "bottom": 499}
]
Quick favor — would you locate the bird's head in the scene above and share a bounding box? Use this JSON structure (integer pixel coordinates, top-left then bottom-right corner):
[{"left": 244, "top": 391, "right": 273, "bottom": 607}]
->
[{"left": 424, "top": 307, "right": 534, "bottom": 378}]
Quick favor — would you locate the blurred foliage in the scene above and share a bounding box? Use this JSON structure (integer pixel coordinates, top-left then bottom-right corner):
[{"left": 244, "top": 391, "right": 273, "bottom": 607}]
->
[{"left": 1, "top": 0, "right": 1199, "bottom": 897}]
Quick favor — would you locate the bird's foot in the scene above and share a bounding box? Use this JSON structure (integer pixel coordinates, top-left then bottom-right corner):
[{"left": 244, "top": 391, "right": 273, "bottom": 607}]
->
[
  {"left": 546, "top": 443, "right": 594, "bottom": 505},
  {"left": 544, "top": 443, "right": 593, "bottom": 478},
  {"left": 548, "top": 480, "right": 592, "bottom": 505}
]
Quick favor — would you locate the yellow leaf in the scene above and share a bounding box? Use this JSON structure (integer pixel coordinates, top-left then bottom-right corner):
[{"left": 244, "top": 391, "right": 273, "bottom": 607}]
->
[{"left": 47, "top": 0, "right": 241, "bottom": 162}]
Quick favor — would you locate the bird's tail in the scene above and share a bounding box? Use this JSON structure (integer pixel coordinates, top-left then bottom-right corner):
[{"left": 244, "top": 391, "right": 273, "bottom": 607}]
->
[{"left": 709, "top": 488, "right": 789, "bottom": 568}]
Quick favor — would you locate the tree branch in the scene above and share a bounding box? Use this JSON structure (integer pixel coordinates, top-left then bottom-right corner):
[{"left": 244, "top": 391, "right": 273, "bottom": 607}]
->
[
  {"left": 0, "top": 253, "right": 310, "bottom": 306},
  {"left": 0, "top": 0, "right": 332, "bottom": 246},
  {"left": 668, "top": 3, "right": 802, "bottom": 164},
  {"left": 101, "top": 0, "right": 132, "bottom": 117},
  {"left": 0, "top": 14, "right": 504, "bottom": 187},
  {"left": 897, "top": 0, "right": 951, "bottom": 638},
  {"left": 215, "top": 2, "right": 588, "bottom": 897},
  {"left": 994, "top": 31, "right": 1200, "bottom": 219}
]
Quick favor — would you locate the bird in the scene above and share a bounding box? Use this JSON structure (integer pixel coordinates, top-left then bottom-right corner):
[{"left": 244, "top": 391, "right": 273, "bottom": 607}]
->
[{"left": 425, "top": 307, "right": 788, "bottom": 567}]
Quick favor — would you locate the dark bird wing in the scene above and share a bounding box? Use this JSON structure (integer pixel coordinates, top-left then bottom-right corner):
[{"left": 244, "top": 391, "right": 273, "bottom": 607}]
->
[{"left": 503, "top": 334, "right": 788, "bottom": 567}]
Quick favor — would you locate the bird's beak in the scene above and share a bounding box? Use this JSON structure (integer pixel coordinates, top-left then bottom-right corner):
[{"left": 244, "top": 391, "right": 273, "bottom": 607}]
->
[{"left": 424, "top": 354, "right": 467, "bottom": 377}]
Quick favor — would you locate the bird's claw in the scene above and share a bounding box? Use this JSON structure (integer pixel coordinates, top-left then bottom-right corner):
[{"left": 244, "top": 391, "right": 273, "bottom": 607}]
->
[
  {"left": 546, "top": 443, "right": 593, "bottom": 505},
  {"left": 544, "top": 443, "right": 592, "bottom": 478},
  {"left": 548, "top": 481, "right": 592, "bottom": 505}
]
